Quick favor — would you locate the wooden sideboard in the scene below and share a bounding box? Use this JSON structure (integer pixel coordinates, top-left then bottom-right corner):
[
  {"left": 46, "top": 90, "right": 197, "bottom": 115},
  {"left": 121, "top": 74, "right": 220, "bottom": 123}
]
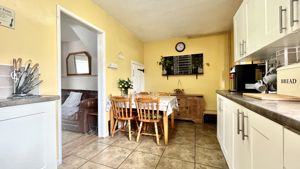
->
[{"left": 172, "top": 94, "right": 204, "bottom": 123}]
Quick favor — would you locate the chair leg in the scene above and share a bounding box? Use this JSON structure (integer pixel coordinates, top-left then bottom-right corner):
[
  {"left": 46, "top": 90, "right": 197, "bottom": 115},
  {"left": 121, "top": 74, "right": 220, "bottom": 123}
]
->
[
  {"left": 154, "top": 122, "right": 160, "bottom": 145},
  {"left": 143, "top": 123, "right": 147, "bottom": 132},
  {"left": 137, "top": 122, "right": 143, "bottom": 142},
  {"left": 128, "top": 120, "right": 131, "bottom": 141},
  {"left": 135, "top": 119, "right": 139, "bottom": 131},
  {"left": 112, "top": 119, "right": 118, "bottom": 137},
  {"left": 160, "top": 121, "right": 164, "bottom": 135}
]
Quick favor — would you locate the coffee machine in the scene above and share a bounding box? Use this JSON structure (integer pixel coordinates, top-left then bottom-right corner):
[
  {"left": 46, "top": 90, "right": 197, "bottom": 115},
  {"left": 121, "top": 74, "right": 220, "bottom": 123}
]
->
[{"left": 229, "top": 64, "right": 265, "bottom": 92}]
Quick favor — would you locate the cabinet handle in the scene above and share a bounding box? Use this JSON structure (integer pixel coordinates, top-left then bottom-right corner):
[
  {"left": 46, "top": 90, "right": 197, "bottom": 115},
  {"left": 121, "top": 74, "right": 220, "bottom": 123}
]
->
[
  {"left": 239, "top": 42, "right": 243, "bottom": 56},
  {"left": 279, "top": 6, "right": 287, "bottom": 33},
  {"left": 243, "top": 40, "right": 246, "bottom": 54},
  {"left": 290, "top": 0, "right": 299, "bottom": 27},
  {"left": 237, "top": 109, "right": 242, "bottom": 135},
  {"left": 242, "top": 111, "right": 249, "bottom": 140}
]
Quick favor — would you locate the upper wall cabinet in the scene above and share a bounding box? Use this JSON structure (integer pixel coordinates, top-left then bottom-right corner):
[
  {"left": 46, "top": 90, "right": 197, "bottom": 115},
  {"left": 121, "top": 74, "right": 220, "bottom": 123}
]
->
[
  {"left": 246, "top": 0, "right": 267, "bottom": 55},
  {"left": 234, "top": 0, "right": 300, "bottom": 62},
  {"left": 234, "top": 2, "right": 247, "bottom": 61},
  {"left": 265, "top": 0, "right": 290, "bottom": 43}
]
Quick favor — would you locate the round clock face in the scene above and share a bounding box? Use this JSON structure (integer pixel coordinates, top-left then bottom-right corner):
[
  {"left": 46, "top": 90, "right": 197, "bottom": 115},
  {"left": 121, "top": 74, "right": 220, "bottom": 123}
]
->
[{"left": 175, "top": 42, "right": 185, "bottom": 52}]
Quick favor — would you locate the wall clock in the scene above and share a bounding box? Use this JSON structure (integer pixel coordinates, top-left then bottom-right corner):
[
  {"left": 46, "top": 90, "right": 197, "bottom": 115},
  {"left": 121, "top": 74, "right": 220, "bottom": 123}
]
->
[{"left": 175, "top": 42, "right": 185, "bottom": 52}]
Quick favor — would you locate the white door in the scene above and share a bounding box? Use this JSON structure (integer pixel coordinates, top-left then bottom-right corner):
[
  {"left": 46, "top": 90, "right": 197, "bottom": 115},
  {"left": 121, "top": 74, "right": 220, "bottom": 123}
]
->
[{"left": 131, "top": 61, "right": 144, "bottom": 93}]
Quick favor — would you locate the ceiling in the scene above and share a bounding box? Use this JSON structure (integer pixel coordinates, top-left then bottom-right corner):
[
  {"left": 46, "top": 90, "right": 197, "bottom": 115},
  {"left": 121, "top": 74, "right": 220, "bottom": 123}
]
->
[
  {"left": 61, "top": 13, "right": 97, "bottom": 42},
  {"left": 94, "top": 0, "right": 241, "bottom": 42}
]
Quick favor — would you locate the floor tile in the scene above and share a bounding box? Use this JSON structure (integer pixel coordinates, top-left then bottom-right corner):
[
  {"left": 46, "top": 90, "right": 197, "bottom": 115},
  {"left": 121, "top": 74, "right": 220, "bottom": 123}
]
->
[
  {"left": 63, "top": 134, "right": 98, "bottom": 158},
  {"left": 163, "top": 144, "right": 195, "bottom": 162},
  {"left": 136, "top": 138, "right": 166, "bottom": 155},
  {"left": 62, "top": 131, "right": 83, "bottom": 145},
  {"left": 97, "top": 132, "right": 124, "bottom": 145},
  {"left": 196, "top": 134, "right": 220, "bottom": 150},
  {"left": 111, "top": 135, "right": 140, "bottom": 149},
  {"left": 74, "top": 141, "right": 109, "bottom": 160},
  {"left": 196, "top": 147, "right": 227, "bottom": 168},
  {"left": 79, "top": 161, "right": 113, "bottom": 169},
  {"left": 156, "top": 157, "right": 194, "bottom": 169},
  {"left": 175, "top": 121, "right": 196, "bottom": 128},
  {"left": 195, "top": 163, "right": 220, "bottom": 169},
  {"left": 119, "top": 151, "right": 160, "bottom": 169},
  {"left": 59, "top": 155, "right": 87, "bottom": 169},
  {"left": 169, "top": 134, "right": 195, "bottom": 145},
  {"left": 196, "top": 124, "right": 217, "bottom": 136},
  {"left": 90, "top": 146, "right": 132, "bottom": 168}
]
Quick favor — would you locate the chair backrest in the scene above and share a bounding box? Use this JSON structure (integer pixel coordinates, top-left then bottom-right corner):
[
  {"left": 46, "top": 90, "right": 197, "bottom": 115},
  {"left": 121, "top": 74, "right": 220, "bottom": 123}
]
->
[
  {"left": 158, "top": 92, "right": 170, "bottom": 96},
  {"left": 110, "top": 95, "right": 133, "bottom": 119},
  {"left": 135, "top": 97, "right": 160, "bottom": 122},
  {"left": 137, "top": 91, "right": 150, "bottom": 95}
]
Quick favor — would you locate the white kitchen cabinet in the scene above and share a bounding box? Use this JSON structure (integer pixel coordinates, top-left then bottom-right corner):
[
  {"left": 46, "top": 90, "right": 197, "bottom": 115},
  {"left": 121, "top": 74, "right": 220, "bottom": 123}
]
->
[
  {"left": 223, "top": 99, "right": 234, "bottom": 168},
  {"left": 265, "top": 0, "right": 290, "bottom": 44},
  {"left": 0, "top": 101, "right": 57, "bottom": 169},
  {"left": 234, "top": 2, "right": 247, "bottom": 61},
  {"left": 284, "top": 128, "right": 300, "bottom": 169},
  {"left": 217, "top": 94, "right": 234, "bottom": 168},
  {"left": 245, "top": 0, "right": 267, "bottom": 55},
  {"left": 233, "top": 106, "right": 251, "bottom": 169},
  {"left": 217, "top": 95, "right": 224, "bottom": 144},
  {"left": 249, "top": 111, "right": 283, "bottom": 169},
  {"left": 291, "top": 0, "right": 300, "bottom": 31}
]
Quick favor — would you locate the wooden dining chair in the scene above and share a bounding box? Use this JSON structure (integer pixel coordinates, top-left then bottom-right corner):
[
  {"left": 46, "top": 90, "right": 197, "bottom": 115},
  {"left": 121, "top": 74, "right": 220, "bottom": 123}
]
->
[
  {"left": 135, "top": 97, "right": 163, "bottom": 145},
  {"left": 110, "top": 95, "right": 136, "bottom": 141},
  {"left": 137, "top": 91, "right": 150, "bottom": 95},
  {"left": 158, "top": 92, "right": 171, "bottom": 96}
]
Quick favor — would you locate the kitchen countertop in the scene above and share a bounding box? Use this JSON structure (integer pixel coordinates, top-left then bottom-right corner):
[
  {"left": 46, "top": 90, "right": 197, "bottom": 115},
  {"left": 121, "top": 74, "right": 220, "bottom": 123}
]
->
[
  {"left": 0, "top": 95, "right": 60, "bottom": 108},
  {"left": 217, "top": 90, "right": 300, "bottom": 133}
]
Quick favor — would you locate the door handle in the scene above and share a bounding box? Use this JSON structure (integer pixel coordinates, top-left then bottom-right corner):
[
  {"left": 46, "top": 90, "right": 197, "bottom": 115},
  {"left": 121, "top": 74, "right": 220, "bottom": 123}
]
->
[
  {"left": 242, "top": 111, "right": 249, "bottom": 140},
  {"left": 290, "top": 0, "right": 299, "bottom": 27},
  {"left": 280, "top": 6, "right": 287, "bottom": 33},
  {"left": 237, "top": 109, "right": 242, "bottom": 135}
]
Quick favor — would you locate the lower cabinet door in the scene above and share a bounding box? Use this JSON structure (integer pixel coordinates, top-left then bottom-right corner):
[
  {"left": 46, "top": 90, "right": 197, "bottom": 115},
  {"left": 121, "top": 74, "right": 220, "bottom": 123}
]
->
[
  {"left": 284, "top": 128, "right": 300, "bottom": 169},
  {"left": 222, "top": 100, "right": 234, "bottom": 167},
  {"left": 233, "top": 106, "right": 250, "bottom": 169},
  {"left": 249, "top": 111, "right": 283, "bottom": 169}
]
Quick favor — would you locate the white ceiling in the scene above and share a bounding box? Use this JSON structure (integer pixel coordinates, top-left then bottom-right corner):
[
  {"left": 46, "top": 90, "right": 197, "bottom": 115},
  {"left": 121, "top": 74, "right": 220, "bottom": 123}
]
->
[{"left": 94, "top": 0, "right": 241, "bottom": 42}]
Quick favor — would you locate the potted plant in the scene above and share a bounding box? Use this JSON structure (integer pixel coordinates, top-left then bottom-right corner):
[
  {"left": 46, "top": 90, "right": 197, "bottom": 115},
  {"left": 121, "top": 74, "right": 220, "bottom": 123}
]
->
[
  {"left": 118, "top": 78, "right": 133, "bottom": 96},
  {"left": 157, "top": 56, "right": 172, "bottom": 75}
]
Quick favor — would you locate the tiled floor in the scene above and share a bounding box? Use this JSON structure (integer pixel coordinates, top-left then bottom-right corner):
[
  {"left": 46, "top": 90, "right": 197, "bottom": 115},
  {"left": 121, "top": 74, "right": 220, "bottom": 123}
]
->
[{"left": 59, "top": 121, "right": 228, "bottom": 169}]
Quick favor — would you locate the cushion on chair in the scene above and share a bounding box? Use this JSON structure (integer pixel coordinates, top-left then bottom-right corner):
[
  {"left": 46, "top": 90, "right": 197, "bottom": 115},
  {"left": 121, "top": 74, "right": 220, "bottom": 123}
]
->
[{"left": 62, "top": 92, "right": 82, "bottom": 107}]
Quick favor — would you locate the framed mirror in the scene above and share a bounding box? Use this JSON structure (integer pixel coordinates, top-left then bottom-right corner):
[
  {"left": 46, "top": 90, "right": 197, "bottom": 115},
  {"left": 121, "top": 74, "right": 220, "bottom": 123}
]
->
[{"left": 66, "top": 51, "right": 91, "bottom": 75}]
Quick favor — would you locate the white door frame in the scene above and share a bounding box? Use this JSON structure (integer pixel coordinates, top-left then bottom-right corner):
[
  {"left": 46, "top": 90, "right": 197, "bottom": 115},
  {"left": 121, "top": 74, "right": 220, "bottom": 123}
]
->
[{"left": 56, "top": 5, "right": 107, "bottom": 165}]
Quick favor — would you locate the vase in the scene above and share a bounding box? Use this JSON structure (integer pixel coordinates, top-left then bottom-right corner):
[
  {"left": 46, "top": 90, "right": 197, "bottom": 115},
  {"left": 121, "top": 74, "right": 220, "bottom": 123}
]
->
[
  {"left": 121, "top": 89, "right": 129, "bottom": 96},
  {"left": 162, "top": 69, "right": 167, "bottom": 75}
]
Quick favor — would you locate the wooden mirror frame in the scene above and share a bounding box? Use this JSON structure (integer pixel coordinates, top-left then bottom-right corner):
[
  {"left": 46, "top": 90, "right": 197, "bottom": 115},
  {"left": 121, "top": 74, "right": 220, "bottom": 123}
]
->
[{"left": 66, "top": 51, "right": 92, "bottom": 76}]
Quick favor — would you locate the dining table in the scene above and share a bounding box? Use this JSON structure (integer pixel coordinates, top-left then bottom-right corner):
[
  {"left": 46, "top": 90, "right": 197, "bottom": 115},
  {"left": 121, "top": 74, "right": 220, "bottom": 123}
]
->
[{"left": 109, "top": 95, "right": 178, "bottom": 145}]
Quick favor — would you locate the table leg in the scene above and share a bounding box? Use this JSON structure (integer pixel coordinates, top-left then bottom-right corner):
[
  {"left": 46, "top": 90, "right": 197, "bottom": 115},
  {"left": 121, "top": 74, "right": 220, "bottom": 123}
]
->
[
  {"left": 171, "top": 111, "right": 174, "bottom": 129},
  {"left": 163, "top": 111, "right": 168, "bottom": 145},
  {"left": 110, "top": 109, "right": 114, "bottom": 136}
]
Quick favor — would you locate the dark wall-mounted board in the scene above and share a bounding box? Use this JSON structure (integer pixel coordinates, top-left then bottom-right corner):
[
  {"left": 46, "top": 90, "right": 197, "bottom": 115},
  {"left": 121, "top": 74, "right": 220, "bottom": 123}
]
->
[{"left": 162, "top": 53, "right": 203, "bottom": 76}]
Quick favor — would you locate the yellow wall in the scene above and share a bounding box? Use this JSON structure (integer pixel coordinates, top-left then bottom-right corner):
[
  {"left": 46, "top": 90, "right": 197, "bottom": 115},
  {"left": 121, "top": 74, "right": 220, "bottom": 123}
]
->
[
  {"left": 144, "top": 33, "right": 231, "bottom": 111},
  {"left": 0, "top": 0, "right": 144, "bottom": 96}
]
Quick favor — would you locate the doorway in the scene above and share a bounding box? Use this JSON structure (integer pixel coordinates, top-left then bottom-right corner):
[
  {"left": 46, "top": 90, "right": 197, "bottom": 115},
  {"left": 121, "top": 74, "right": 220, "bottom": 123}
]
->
[
  {"left": 56, "top": 5, "right": 107, "bottom": 165},
  {"left": 131, "top": 61, "right": 145, "bottom": 93}
]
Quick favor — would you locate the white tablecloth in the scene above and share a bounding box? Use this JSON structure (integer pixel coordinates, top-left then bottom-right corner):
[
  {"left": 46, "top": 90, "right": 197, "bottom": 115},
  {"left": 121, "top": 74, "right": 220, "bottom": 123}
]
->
[{"left": 107, "top": 96, "right": 178, "bottom": 116}]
